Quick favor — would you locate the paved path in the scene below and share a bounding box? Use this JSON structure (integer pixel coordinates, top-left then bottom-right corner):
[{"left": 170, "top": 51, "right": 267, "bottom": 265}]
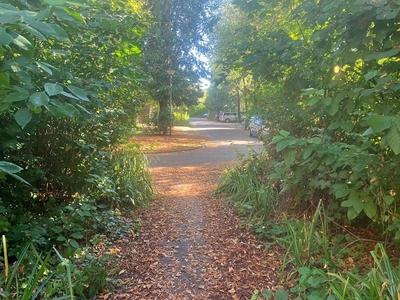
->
[{"left": 149, "top": 118, "right": 263, "bottom": 167}]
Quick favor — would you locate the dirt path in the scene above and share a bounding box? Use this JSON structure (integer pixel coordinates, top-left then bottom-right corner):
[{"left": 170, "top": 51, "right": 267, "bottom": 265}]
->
[{"left": 105, "top": 161, "right": 284, "bottom": 299}]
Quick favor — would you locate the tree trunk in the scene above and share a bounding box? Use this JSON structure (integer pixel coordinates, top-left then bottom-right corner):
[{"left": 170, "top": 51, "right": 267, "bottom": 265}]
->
[{"left": 158, "top": 99, "right": 170, "bottom": 135}]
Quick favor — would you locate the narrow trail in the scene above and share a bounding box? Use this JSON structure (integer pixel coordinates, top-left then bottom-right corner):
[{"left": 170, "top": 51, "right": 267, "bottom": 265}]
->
[{"left": 107, "top": 162, "right": 283, "bottom": 299}]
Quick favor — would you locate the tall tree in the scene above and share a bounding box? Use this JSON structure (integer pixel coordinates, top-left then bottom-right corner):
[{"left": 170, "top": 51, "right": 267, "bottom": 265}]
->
[{"left": 143, "top": 0, "right": 218, "bottom": 134}]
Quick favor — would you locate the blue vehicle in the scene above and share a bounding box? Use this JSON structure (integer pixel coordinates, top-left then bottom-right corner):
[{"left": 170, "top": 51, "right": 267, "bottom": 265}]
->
[{"left": 248, "top": 116, "right": 269, "bottom": 138}]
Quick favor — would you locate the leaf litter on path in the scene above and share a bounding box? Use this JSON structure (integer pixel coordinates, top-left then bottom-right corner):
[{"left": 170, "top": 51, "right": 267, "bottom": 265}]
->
[{"left": 100, "top": 160, "right": 284, "bottom": 299}]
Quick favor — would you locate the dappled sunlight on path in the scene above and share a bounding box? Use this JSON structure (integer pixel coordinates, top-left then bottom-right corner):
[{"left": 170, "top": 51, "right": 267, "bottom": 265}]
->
[{"left": 103, "top": 162, "right": 284, "bottom": 299}]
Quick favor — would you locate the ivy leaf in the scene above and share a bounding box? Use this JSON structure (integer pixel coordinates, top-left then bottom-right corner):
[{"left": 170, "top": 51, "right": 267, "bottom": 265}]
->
[
  {"left": 347, "top": 207, "right": 359, "bottom": 221},
  {"left": 387, "top": 125, "right": 400, "bottom": 155},
  {"left": 14, "top": 107, "right": 32, "bottom": 129}
]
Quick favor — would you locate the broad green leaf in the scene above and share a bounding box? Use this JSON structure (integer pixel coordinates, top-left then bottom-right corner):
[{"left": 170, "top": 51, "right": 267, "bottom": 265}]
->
[
  {"left": 332, "top": 184, "right": 349, "bottom": 198},
  {"left": 383, "top": 195, "right": 394, "bottom": 206},
  {"left": 0, "top": 72, "right": 9, "bottom": 85},
  {"left": 327, "top": 122, "right": 341, "bottom": 130},
  {"left": 279, "top": 130, "right": 290, "bottom": 137},
  {"left": 347, "top": 207, "right": 359, "bottom": 221},
  {"left": 302, "top": 147, "right": 313, "bottom": 160},
  {"left": 10, "top": 31, "right": 32, "bottom": 51},
  {"left": 308, "top": 137, "right": 322, "bottom": 145},
  {"left": 56, "top": 236, "right": 67, "bottom": 241},
  {"left": 364, "top": 202, "right": 377, "bottom": 219},
  {"left": 14, "top": 107, "right": 32, "bottom": 128},
  {"left": 29, "top": 92, "right": 49, "bottom": 108},
  {"left": 341, "top": 122, "right": 354, "bottom": 131},
  {"left": 61, "top": 91, "right": 79, "bottom": 100},
  {"left": 322, "top": 97, "right": 332, "bottom": 106},
  {"left": 276, "top": 139, "right": 291, "bottom": 152},
  {"left": 284, "top": 149, "right": 296, "bottom": 166},
  {"left": 51, "top": 226, "right": 63, "bottom": 234},
  {"left": 66, "top": 1, "right": 90, "bottom": 7},
  {"left": 362, "top": 127, "right": 374, "bottom": 136},
  {"left": 43, "top": 0, "right": 66, "bottom": 5},
  {"left": 3, "top": 90, "right": 30, "bottom": 103},
  {"left": 55, "top": 103, "right": 79, "bottom": 118},
  {"left": 0, "top": 27, "right": 13, "bottom": 45},
  {"left": 44, "top": 83, "right": 63, "bottom": 96},
  {"left": 341, "top": 194, "right": 364, "bottom": 213},
  {"left": 71, "top": 232, "right": 84, "bottom": 239},
  {"left": 35, "top": 61, "right": 52, "bottom": 75},
  {"left": 365, "top": 48, "right": 400, "bottom": 61},
  {"left": 0, "top": 161, "right": 22, "bottom": 174},
  {"left": 275, "top": 289, "right": 289, "bottom": 300},
  {"left": 67, "top": 86, "right": 89, "bottom": 101},
  {"left": 364, "top": 70, "right": 378, "bottom": 81},
  {"left": 308, "top": 96, "right": 320, "bottom": 106},
  {"left": 63, "top": 7, "right": 86, "bottom": 23},
  {"left": 388, "top": 125, "right": 400, "bottom": 155},
  {"left": 367, "top": 115, "right": 392, "bottom": 132},
  {"left": 326, "top": 102, "right": 339, "bottom": 116},
  {"left": 69, "top": 239, "right": 79, "bottom": 248},
  {"left": 394, "top": 115, "right": 400, "bottom": 131}
]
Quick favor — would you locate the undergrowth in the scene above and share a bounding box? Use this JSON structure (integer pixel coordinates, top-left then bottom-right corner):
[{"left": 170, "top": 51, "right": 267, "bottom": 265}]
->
[{"left": 216, "top": 149, "right": 400, "bottom": 300}]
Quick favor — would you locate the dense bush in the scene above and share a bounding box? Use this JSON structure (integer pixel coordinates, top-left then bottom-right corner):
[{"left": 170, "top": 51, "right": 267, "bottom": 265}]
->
[{"left": 0, "top": 0, "right": 153, "bottom": 297}]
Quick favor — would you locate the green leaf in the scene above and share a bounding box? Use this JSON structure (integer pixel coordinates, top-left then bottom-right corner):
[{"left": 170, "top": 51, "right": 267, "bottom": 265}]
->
[
  {"left": 51, "top": 226, "right": 63, "bottom": 234},
  {"left": 276, "top": 139, "right": 291, "bottom": 152},
  {"left": 67, "top": 85, "right": 89, "bottom": 101},
  {"left": 332, "top": 184, "right": 349, "bottom": 198},
  {"left": 3, "top": 90, "right": 30, "bottom": 103},
  {"left": 0, "top": 72, "right": 10, "bottom": 86},
  {"left": 284, "top": 149, "right": 296, "bottom": 166},
  {"left": 367, "top": 115, "right": 392, "bottom": 132},
  {"left": 69, "top": 239, "right": 79, "bottom": 248},
  {"left": 44, "top": 0, "right": 66, "bottom": 5},
  {"left": 308, "top": 96, "right": 320, "bottom": 106},
  {"left": 328, "top": 122, "right": 341, "bottom": 130},
  {"left": 365, "top": 48, "right": 400, "bottom": 61},
  {"left": 303, "top": 147, "right": 313, "bottom": 160},
  {"left": 394, "top": 116, "right": 400, "bottom": 131},
  {"left": 35, "top": 61, "right": 53, "bottom": 75},
  {"left": 0, "top": 27, "right": 13, "bottom": 45},
  {"left": 10, "top": 31, "right": 32, "bottom": 51},
  {"left": 279, "top": 130, "right": 290, "bottom": 137},
  {"left": 14, "top": 107, "right": 32, "bottom": 129},
  {"left": 347, "top": 207, "right": 359, "bottom": 220},
  {"left": 308, "top": 137, "right": 322, "bottom": 145},
  {"left": 45, "top": 83, "right": 63, "bottom": 96},
  {"left": 383, "top": 195, "right": 394, "bottom": 206},
  {"left": 29, "top": 92, "right": 49, "bottom": 108},
  {"left": 71, "top": 232, "right": 84, "bottom": 239},
  {"left": 0, "top": 161, "right": 22, "bottom": 174},
  {"left": 364, "top": 70, "right": 378, "bottom": 81},
  {"left": 388, "top": 125, "right": 400, "bottom": 155},
  {"left": 56, "top": 236, "right": 67, "bottom": 241},
  {"left": 364, "top": 202, "right": 377, "bottom": 219},
  {"left": 275, "top": 289, "right": 289, "bottom": 300},
  {"left": 55, "top": 103, "right": 79, "bottom": 118}
]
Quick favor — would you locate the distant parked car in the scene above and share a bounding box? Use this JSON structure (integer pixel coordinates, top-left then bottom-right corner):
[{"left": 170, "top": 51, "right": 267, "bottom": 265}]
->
[
  {"left": 215, "top": 113, "right": 221, "bottom": 121},
  {"left": 219, "top": 112, "right": 239, "bottom": 123},
  {"left": 203, "top": 113, "right": 209, "bottom": 118},
  {"left": 248, "top": 116, "right": 269, "bottom": 138}
]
